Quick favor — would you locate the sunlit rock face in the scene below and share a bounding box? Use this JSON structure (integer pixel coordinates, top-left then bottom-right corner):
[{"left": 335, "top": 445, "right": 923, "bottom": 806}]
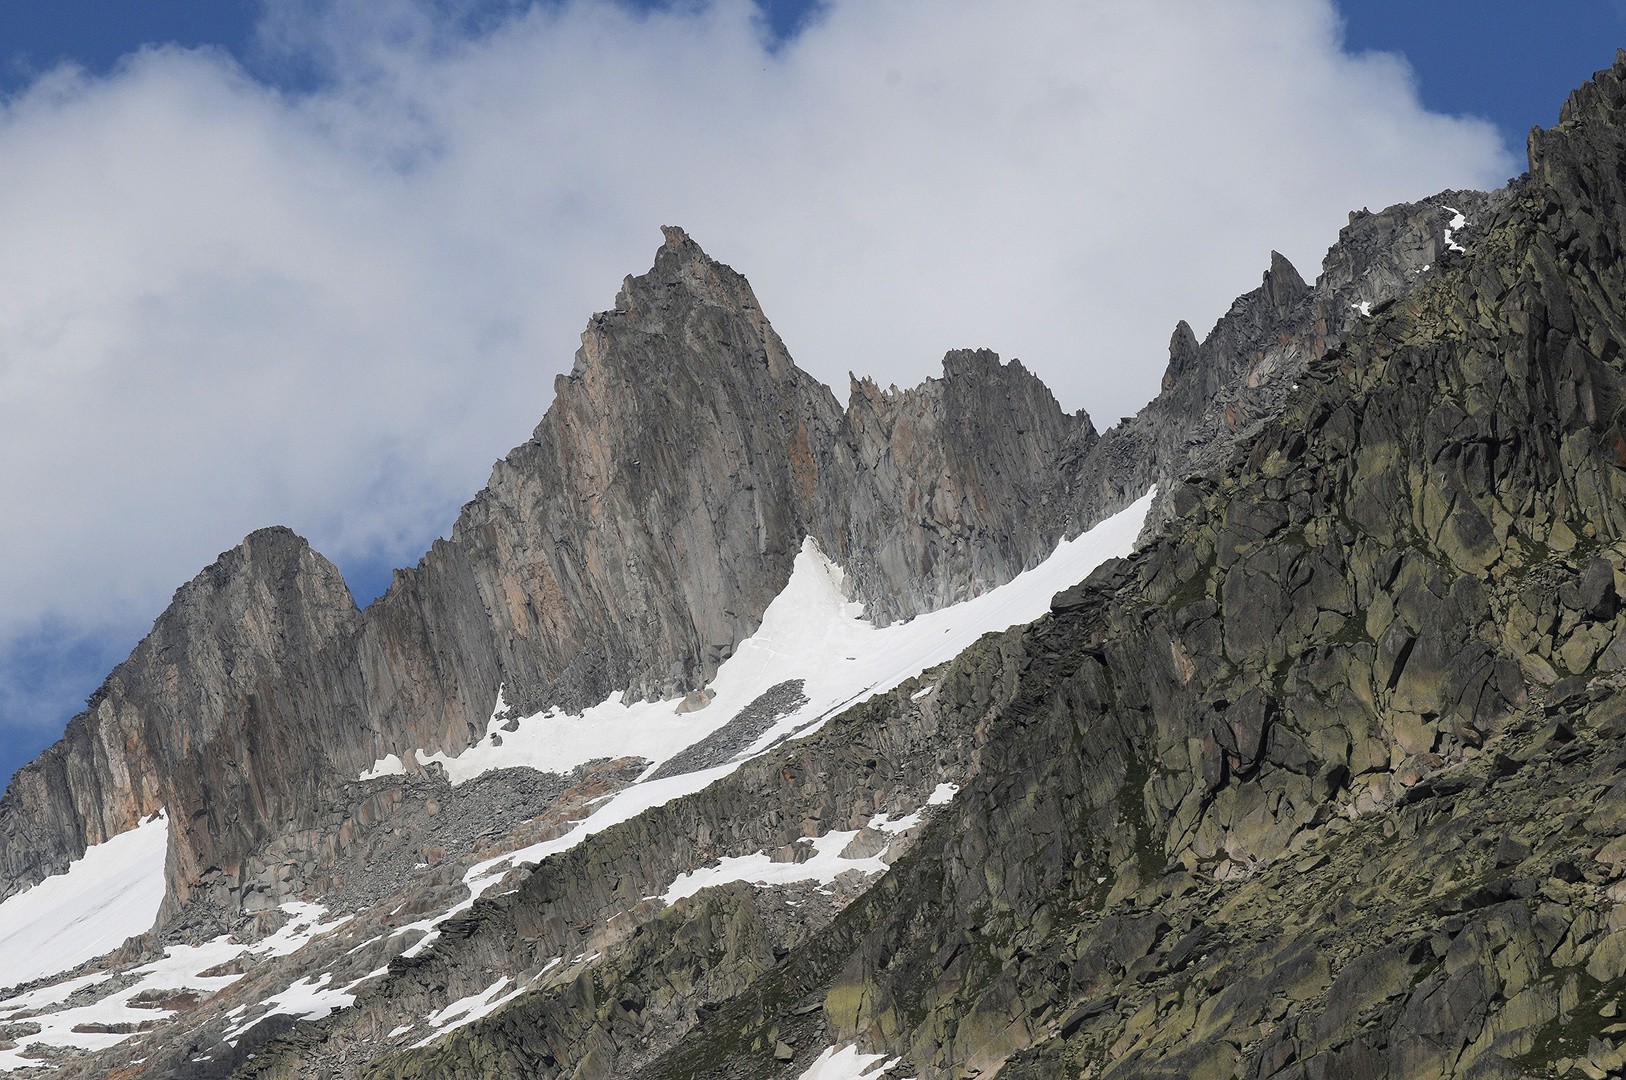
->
[
  {"left": 0, "top": 228, "right": 1095, "bottom": 926},
  {"left": 14, "top": 49, "right": 1626, "bottom": 1080},
  {"left": 252, "top": 53, "right": 1626, "bottom": 1080},
  {"left": 1065, "top": 183, "right": 1510, "bottom": 539}
]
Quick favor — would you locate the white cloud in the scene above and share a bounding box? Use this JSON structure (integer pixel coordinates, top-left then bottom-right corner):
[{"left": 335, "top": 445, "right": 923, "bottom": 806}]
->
[{"left": 0, "top": 0, "right": 1513, "bottom": 744}]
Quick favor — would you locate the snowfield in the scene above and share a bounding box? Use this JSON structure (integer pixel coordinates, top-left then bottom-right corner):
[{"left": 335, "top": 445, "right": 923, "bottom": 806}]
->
[
  {"left": 387, "top": 493, "right": 1153, "bottom": 983},
  {"left": 798, "top": 1045, "right": 903, "bottom": 1080},
  {"left": 373, "top": 490, "right": 1155, "bottom": 791},
  {"left": 0, "top": 811, "right": 169, "bottom": 991},
  {"left": 0, "top": 900, "right": 353, "bottom": 1071},
  {"left": 0, "top": 493, "right": 1150, "bottom": 1069}
]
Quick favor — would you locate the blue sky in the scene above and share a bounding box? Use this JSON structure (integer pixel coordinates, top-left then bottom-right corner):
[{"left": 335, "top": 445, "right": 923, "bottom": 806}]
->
[
  {"left": 1, "top": 1, "right": 1620, "bottom": 135},
  {"left": 0, "top": 0, "right": 1617, "bottom": 789}
]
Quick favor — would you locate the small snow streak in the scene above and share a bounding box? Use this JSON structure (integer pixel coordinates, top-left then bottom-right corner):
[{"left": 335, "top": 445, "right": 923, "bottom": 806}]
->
[
  {"left": 412, "top": 977, "right": 527, "bottom": 1048},
  {"left": 1442, "top": 205, "right": 1467, "bottom": 253},
  {"left": 660, "top": 829, "right": 891, "bottom": 905}
]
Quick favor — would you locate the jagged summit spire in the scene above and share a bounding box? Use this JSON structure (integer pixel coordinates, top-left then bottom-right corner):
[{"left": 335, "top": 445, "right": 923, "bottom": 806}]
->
[
  {"left": 659, "top": 224, "right": 694, "bottom": 250},
  {"left": 1163, "top": 319, "right": 1200, "bottom": 390},
  {"left": 578, "top": 226, "right": 793, "bottom": 388},
  {"left": 1263, "top": 249, "right": 1308, "bottom": 317}
]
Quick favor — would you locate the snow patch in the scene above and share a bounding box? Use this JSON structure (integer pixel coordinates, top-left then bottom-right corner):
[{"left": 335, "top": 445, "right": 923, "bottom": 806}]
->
[
  {"left": 395, "top": 925, "right": 442, "bottom": 959},
  {"left": 0, "top": 811, "right": 169, "bottom": 992},
  {"left": 254, "top": 972, "right": 354, "bottom": 1023},
  {"left": 798, "top": 1046, "right": 900, "bottom": 1080},
  {"left": 1443, "top": 205, "right": 1467, "bottom": 253},
  {"left": 425, "top": 976, "right": 509, "bottom": 1028},
  {"left": 1, "top": 900, "right": 354, "bottom": 1071},
  {"left": 869, "top": 812, "right": 921, "bottom": 834},
  {"left": 366, "top": 491, "right": 1152, "bottom": 791},
  {"left": 251, "top": 902, "right": 353, "bottom": 959},
  {"left": 342, "top": 967, "right": 391, "bottom": 993},
  {"left": 412, "top": 976, "right": 527, "bottom": 1048},
  {"left": 1352, "top": 300, "right": 1372, "bottom": 317},
  {"left": 926, "top": 783, "right": 960, "bottom": 806},
  {"left": 372, "top": 495, "right": 1153, "bottom": 963},
  {"left": 359, "top": 754, "right": 407, "bottom": 780},
  {"left": 661, "top": 828, "right": 892, "bottom": 905},
  {"left": 1, "top": 936, "right": 245, "bottom": 1070}
]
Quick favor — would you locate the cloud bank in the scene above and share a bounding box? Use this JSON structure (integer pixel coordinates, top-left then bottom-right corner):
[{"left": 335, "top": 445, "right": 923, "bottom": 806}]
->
[{"left": 0, "top": 0, "right": 1514, "bottom": 766}]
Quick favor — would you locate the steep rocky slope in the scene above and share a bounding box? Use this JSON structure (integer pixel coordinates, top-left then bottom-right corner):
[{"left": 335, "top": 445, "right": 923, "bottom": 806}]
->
[
  {"left": 0, "top": 530, "right": 369, "bottom": 920},
  {"left": 2, "top": 46, "right": 1601, "bottom": 1080},
  {"left": 0, "top": 231, "right": 1091, "bottom": 921},
  {"left": 197, "top": 52, "right": 1626, "bottom": 1080},
  {"left": 1066, "top": 186, "right": 1510, "bottom": 536},
  {"left": 0, "top": 100, "right": 1489, "bottom": 934}
]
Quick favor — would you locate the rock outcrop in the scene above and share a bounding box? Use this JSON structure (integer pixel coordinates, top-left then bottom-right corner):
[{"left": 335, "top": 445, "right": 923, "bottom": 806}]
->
[
  {"left": 0, "top": 529, "right": 368, "bottom": 916},
  {"left": 196, "top": 49, "right": 1626, "bottom": 1080},
  {"left": 0, "top": 229, "right": 1089, "bottom": 918},
  {"left": 1064, "top": 184, "right": 1511, "bottom": 538},
  {"left": 376, "top": 237, "right": 1092, "bottom": 732}
]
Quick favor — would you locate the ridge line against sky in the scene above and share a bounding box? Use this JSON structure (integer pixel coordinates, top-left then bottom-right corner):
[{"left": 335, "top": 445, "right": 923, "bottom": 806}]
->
[{"left": 0, "top": 0, "right": 1618, "bottom": 789}]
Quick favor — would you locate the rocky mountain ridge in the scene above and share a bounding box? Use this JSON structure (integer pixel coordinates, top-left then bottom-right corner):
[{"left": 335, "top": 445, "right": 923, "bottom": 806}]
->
[
  {"left": 1067, "top": 187, "right": 1512, "bottom": 537},
  {"left": 0, "top": 230, "right": 1092, "bottom": 922},
  {"left": 0, "top": 43, "right": 1581, "bottom": 1080},
  {"left": 0, "top": 159, "right": 1471, "bottom": 935},
  {"left": 0, "top": 178, "right": 1480, "bottom": 927},
  {"left": 204, "top": 51, "right": 1626, "bottom": 1080}
]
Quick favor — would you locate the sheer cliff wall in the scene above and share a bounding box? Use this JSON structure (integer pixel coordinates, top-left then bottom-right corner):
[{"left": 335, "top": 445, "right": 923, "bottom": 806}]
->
[{"left": 0, "top": 230, "right": 1091, "bottom": 916}]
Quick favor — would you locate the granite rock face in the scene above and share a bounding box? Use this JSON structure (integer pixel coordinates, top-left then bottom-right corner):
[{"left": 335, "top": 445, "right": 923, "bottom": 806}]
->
[
  {"left": 208, "top": 50, "right": 1626, "bottom": 1080},
  {"left": 838, "top": 348, "right": 1093, "bottom": 624},
  {"left": 17, "top": 50, "right": 1626, "bottom": 1080},
  {"left": 0, "top": 528, "right": 368, "bottom": 913},
  {"left": 1064, "top": 184, "right": 1511, "bottom": 538},
  {"left": 0, "top": 230, "right": 1088, "bottom": 917},
  {"left": 377, "top": 235, "right": 1092, "bottom": 733}
]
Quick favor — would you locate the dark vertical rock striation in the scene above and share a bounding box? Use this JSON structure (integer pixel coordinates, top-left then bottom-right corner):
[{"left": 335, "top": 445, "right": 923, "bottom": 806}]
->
[{"left": 839, "top": 348, "right": 1093, "bottom": 624}]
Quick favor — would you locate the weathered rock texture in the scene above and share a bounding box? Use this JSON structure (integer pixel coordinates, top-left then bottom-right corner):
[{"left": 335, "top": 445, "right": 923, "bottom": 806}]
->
[
  {"left": 0, "top": 229, "right": 1089, "bottom": 919},
  {"left": 1064, "top": 184, "right": 1510, "bottom": 538},
  {"left": 208, "top": 51, "right": 1626, "bottom": 1080},
  {"left": 0, "top": 95, "right": 1506, "bottom": 931},
  {"left": 0, "top": 529, "right": 369, "bottom": 917}
]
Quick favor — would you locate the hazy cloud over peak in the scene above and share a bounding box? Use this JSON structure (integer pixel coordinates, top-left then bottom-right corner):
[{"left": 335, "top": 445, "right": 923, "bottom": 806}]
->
[{"left": 0, "top": 0, "right": 1513, "bottom": 771}]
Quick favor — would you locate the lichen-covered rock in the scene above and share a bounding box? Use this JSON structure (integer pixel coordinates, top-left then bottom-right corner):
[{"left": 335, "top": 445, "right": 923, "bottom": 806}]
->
[
  {"left": 1062, "top": 178, "right": 1511, "bottom": 542},
  {"left": 239, "top": 50, "right": 1626, "bottom": 1080}
]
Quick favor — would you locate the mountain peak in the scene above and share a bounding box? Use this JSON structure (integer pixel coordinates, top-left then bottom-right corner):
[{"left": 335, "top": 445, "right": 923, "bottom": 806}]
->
[
  {"left": 659, "top": 223, "right": 695, "bottom": 250},
  {"left": 1162, "top": 319, "right": 1201, "bottom": 390},
  {"left": 581, "top": 229, "right": 787, "bottom": 386},
  {"left": 1263, "top": 249, "right": 1308, "bottom": 315}
]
